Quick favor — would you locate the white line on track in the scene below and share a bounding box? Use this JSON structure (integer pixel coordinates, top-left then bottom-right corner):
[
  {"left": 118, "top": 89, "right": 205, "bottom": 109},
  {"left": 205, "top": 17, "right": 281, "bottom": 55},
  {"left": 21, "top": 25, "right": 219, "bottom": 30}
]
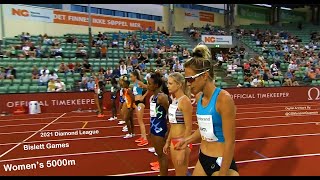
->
[
  {"left": 0, "top": 113, "right": 319, "bottom": 129},
  {"left": 0, "top": 102, "right": 318, "bottom": 122},
  {"left": 110, "top": 152, "right": 320, "bottom": 176},
  {"left": 0, "top": 113, "right": 66, "bottom": 159},
  {"left": 0, "top": 120, "right": 318, "bottom": 137}
]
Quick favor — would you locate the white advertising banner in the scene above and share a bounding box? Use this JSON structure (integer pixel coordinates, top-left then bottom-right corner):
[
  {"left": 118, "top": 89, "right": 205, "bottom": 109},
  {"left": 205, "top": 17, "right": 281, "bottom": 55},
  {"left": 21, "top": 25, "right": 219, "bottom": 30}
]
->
[
  {"left": 184, "top": 9, "right": 199, "bottom": 20},
  {"left": 4, "top": 4, "right": 54, "bottom": 23},
  {"left": 201, "top": 35, "right": 233, "bottom": 45}
]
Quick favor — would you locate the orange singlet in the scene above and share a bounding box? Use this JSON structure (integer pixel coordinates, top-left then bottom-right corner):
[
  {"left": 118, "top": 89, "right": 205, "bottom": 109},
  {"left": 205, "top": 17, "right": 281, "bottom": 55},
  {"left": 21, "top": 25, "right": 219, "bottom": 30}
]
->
[{"left": 124, "top": 88, "right": 133, "bottom": 109}]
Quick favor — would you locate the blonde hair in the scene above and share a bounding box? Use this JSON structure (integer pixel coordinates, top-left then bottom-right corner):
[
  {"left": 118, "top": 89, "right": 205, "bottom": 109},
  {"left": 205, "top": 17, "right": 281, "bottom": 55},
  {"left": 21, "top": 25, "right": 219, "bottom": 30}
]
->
[
  {"left": 184, "top": 44, "right": 215, "bottom": 80},
  {"left": 168, "top": 72, "right": 191, "bottom": 98}
]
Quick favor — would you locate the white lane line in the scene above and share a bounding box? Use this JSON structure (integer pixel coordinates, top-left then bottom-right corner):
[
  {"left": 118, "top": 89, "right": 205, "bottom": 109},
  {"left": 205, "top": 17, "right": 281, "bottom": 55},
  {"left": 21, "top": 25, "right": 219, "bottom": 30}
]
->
[
  {"left": 110, "top": 152, "right": 320, "bottom": 176},
  {"left": 1, "top": 112, "right": 319, "bottom": 129},
  {"left": 0, "top": 132, "right": 320, "bottom": 161},
  {"left": 0, "top": 113, "right": 66, "bottom": 159}
]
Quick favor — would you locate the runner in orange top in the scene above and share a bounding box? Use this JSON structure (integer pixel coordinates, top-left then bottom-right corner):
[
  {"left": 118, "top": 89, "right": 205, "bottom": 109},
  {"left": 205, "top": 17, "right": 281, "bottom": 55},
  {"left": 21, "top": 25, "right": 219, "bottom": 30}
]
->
[{"left": 122, "top": 79, "right": 135, "bottom": 139}]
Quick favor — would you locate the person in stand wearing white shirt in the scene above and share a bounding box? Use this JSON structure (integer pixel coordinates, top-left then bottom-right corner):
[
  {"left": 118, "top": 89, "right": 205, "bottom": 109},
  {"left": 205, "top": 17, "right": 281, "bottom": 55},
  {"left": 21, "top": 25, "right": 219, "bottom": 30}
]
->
[
  {"left": 250, "top": 75, "right": 263, "bottom": 87},
  {"left": 120, "top": 63, "right": 127, "bottom": 76},
  {"left": 55, "top": 78, "right": 66, "bottom": 92},
  {"left": 48, "top": 71, "right": 58, "bottom": 81},
  {"left": 288, "top": 61, "right": 298, "bottom": 73},
  {"left": 172, "top": 60, "right": 184, "bottom": 72},
  {"left": 39, "top": 72, "right": 49, "bottom": 86},
  {"left": 39, "top": 66, "right": 49, "bottom": 76},
  {"left": 226, "top": 61, "right": 237, "bottom": 77}
]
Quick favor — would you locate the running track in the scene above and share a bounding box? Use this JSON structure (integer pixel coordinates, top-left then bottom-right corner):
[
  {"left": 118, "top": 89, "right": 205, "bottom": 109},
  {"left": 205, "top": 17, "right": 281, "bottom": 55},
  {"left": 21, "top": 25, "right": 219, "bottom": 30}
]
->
[{"left": 0, "top": 101, "right": 319, "bottom": 176}]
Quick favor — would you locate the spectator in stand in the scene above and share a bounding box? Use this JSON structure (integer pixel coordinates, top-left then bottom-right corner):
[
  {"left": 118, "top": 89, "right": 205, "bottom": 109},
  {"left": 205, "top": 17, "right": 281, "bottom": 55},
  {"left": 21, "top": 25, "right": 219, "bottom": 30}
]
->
[
  {"left": 131, "top": 54, "right": 139, "bottom": 70},
  {"left": 105, "top": 68, "right": 113, "bottom": 84},
  {"left": 39, "top": 66, "right": 49, "bottom": 76},
  {"left": 55, "top": 78, "right": 66, "bottom": 92},
  {"left": 39, "top": 72, "right": 49, "bottom": 86},
  {"left": 126, "top": 57, "right": 133, "bottom": 74},
  {"left": 304, "top": 68, "right": 317, "bottom": 82},
  {"left": 283, "top": 69, "right": 294, "bottom": 86},
  {"left": 97, "top": 32, "right": 104, "bottom": 40},
  {"left": 5, "top": 66, "right": 16, "bottom": 79},
  {"left": 139, "top": 61, "right": 146, "bottom": 72},
  {"left": 172, "top": 60, "right": 184, "bottom": 72},
  {"left": 226, "top": 61, "right": 237, "bottom": 77},
  {"left": 47, "top": 79, "right": 56, "bottom": 92},
  {"left": 288, "top": 61, "right": 299, "bottom": 73},
  {"left": 31, "top": 66, "right": 39, "bottom": 79},
  {"left": 87, "top": 77, "right": 95, "bottom": 91},
  {"left": 96, "top": 37, "right": 104, "bottom": 47},
  {"left": 79, "top": 73, "right": 89, "bottom": 91},
  {"left": 250, "top": 75, "right": 264, "bottom": 87},
  {"left": 58, "top": 62, "right": 69, "bottom": 75},
  {"left": 120, "top": 63, "right": 128, "bottom": 76},
  {"left": 74, "top": 62, "right": 82, "bottom": 73},
  {"left": 124, "top": 37, "right": 130, "bottom": 50},
  {"left": 22, "top": 43, "right": 31, "bottom": 58},
  {"left": 48, "top": 71, "right": 58, "bottom": 81},
  {"left": 111, "top": 39, "right": 119, "bottom": 48},
  {"left": 0, "top": 67, "right": 5, "bottom": 80},
  {"left": 82, "top": 60, "right": 92, "bottom": 73},
  {"left": 182, "top": 48, "right": 190, "bottom": 59},
  {"left": 99, "top": 45, "right": 108, "bottom": 59},
  {"left": 67, "top": 62, "right": 75, "bottom": 74},
  {"left": 75, "top": 43, "right": 87, "bottom": 58},
  {"left": 112, "top": 65, "right": 121, "bottom": 78},
  {"left": 51, "top": 44, "right": 63, "bottom": 58}
]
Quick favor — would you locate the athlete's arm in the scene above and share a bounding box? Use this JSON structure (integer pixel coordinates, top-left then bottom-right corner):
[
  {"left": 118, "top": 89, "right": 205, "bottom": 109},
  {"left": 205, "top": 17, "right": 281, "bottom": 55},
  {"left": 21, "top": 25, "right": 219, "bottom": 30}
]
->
[
  {"left": 217, "top": 91, "right": 236, "bottom": 176},
  {"left": 179, "top": 97, "right": 193, "bottom": 138},
  {"left": 138, "top": 80, "right": 148, "bottom": 89},
  {"left": 158, "top": 94, "right": 170, "bottom": 112}
]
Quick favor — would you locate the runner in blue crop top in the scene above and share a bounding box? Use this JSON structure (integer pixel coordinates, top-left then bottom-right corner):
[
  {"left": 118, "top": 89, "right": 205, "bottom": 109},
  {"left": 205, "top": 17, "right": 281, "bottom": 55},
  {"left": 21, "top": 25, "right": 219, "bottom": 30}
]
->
[
  {"left": 130, "top": 70, "right": 149, "bottom": 147},
  {"left": 147, "top": 72, "right": 170, "bottom": 176},
  {"left": 174, "top": 44, "right": 239, "bottom": 176}
]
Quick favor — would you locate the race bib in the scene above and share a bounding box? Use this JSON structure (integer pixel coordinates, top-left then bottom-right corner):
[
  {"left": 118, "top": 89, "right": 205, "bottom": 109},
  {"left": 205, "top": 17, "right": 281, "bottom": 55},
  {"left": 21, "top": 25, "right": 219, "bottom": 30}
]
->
[
  {"left": 168, "top": 104, "right": 178, "bottom": 124},
  {"left": 150, "top": 103, "right": 157, "bottom": 118},
  {"left": 196, "top": 114, "right": 218, "bottom": 142}
]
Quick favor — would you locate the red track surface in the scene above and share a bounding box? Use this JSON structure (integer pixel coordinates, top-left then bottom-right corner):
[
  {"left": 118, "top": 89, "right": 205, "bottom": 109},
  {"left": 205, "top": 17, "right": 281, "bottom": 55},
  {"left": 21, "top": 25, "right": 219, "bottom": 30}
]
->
[{"left": 0, "top": 102, "right": 319, "bottom": 176}]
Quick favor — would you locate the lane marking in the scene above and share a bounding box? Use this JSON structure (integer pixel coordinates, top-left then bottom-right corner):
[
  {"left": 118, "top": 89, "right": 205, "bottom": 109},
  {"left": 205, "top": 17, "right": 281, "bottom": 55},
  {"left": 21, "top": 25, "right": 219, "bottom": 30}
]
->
[
  {"left": 110, "top": 152, "right": 320, "bottom": 176},
  {"left": 0, "top": 120, "right": 318, "bottom": 137},
  {"left": 0, "top": 102, "right": 319, "bottom": 122},
  {"left": 0, "top": 113, "right": 66, "bottom": 159},
  {"left": 82, "top": 122, "right": 88, "bottom": 129},
  {"left": 0, "top": 132, "right": 320, "bottom": 158},
  {"left": 253, "top": 151, "right": 268, "bottom": 158},
  {"left": 1, "top": 113, "right": 320, "bottom": 129}
]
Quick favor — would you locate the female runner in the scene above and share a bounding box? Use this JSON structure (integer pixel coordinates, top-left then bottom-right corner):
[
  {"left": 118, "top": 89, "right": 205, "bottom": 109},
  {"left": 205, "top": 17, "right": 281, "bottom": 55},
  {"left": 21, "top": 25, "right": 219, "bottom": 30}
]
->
[
  {"left": 130, "top": 70, "right": 148, "bottom": 146},
  {"left": 175, "top": 45, "right": 239, "bottom": 176},
  {"left": 147, "top": 72, "right": 170, "bottom": 176},
  {"left": 163, "top": 72, "right": 193, "bottom": 176}
]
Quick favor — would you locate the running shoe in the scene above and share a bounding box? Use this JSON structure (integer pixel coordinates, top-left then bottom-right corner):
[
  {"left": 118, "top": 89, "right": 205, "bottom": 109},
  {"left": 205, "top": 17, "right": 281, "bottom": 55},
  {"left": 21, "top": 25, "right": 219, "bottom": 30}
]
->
[
  {"left": 123, "top": 133, "right": 133, "bottom": 139},
  {"left": 108, "top": 117, "right": 115, "bottom": 121},
  {"left": 151, "top": 164, "right": 160, "bottom": 171},
  {"left": 97, "top": 114, "right": 105, "bottom": 118},
  {"left": 154, "top": 152, "right": 158, "bottom": 156},
  {"left": 135, "top": 137, "right": 144, "bottom": 143},
  {"left": 122, "top": 128, "right": 128, "bottom": 132},
  {"left": 118, "top": 120, "right": 126, "bottom": 125},
  {"left": 137, "top": 139, "right": 148, "bottom": 147},
  {"left": 122, "top": 125, "right": 127, "bottom": 129},
  {"left": 148, "top": 147, "right": 155, "bottom": 153},
  {"left": 149, "top": 161, "right": 159, "bottom": 167}
]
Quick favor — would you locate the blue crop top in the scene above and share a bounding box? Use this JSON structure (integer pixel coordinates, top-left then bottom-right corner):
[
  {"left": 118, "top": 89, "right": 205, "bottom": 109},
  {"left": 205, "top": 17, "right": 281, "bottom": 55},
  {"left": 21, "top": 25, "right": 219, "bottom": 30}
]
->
[{"left": 196, "top": 88, "right": 224, "bottom": 143}]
